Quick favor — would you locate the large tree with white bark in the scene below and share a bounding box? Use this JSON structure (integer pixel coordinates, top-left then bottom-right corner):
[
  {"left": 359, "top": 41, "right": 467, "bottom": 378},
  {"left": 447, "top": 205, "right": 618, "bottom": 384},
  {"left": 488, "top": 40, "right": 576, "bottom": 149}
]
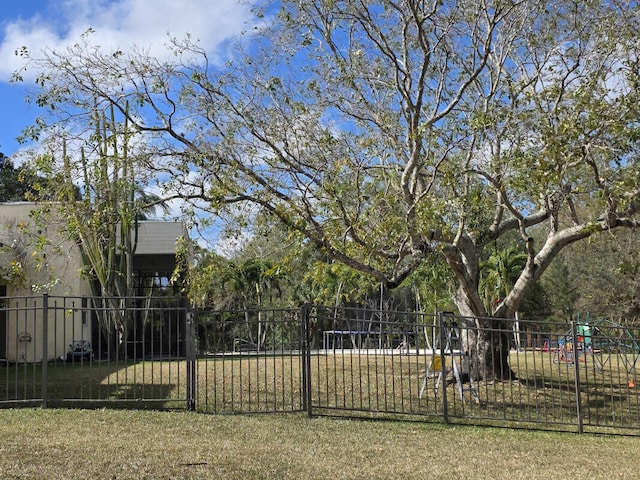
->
[{"left": 16, "top": 0, "right": 640, "bottom": 379}]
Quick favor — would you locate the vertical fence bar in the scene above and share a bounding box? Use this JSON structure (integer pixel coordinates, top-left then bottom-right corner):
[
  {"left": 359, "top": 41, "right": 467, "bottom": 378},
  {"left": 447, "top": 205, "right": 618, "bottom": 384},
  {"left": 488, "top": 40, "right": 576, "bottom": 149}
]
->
[
  {"left": 439, "top": 312, "right": 449, "bottom": 424},
  {"left": 571, "top": 320, "right": 584, "bottom": 433},
  {"left": 185, "top": 309, "right": 196, "bottom": 411},
  {"left": 41, "top": 294, "right": 48, "bottom": 408},
  {"left": 301, "top": 304, "right": 312, "bottom": 417}
]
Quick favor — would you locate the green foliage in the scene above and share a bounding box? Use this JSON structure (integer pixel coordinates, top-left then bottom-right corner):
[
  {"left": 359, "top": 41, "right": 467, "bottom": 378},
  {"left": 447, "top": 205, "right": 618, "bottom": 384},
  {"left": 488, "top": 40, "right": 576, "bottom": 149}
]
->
[
  {"left": 553, "top": 231, "right": 640, "bottom": 323},
  {"left": 401, "top": 255, "right": 456, "bottom": 314},
  {"left": 185, "top": 248, "right": 285, "bottom": 309},
  {"left": 480, "top": 245, "right": 528, "bottom": 311},
  {"left": 0, "top": 153, "right": 55, "bottom": 202},
  {"left": 302, "top": 260, "right": 379, "bottom": 306},
  {"left": 0, "top": 252, "right": 26, "bottom": 288},
  {"left": 539, "top": 260, "right": 578, "bottom": 321}
]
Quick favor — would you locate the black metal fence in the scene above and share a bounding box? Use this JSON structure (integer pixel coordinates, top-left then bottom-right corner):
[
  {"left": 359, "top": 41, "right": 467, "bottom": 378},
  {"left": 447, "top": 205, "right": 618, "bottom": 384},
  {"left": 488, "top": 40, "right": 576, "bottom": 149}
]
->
[
  {"left": 2, "top": 295, "right": 640, "bottom": 435},
  {"left": 0, "top": 294, "right": 194, "bottom": 409},
  {"left": 303, "top": 307, "right": 640, "bottom": 435},
  {"left": 194, "top": 307, "right": 305, "bottom": 414}
]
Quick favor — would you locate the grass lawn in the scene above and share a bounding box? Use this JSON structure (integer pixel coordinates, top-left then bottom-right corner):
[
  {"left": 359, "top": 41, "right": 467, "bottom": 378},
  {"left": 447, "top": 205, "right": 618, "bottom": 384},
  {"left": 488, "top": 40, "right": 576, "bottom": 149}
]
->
[{"left": 0, "top": 408, "right": 638, "bottom": 479}]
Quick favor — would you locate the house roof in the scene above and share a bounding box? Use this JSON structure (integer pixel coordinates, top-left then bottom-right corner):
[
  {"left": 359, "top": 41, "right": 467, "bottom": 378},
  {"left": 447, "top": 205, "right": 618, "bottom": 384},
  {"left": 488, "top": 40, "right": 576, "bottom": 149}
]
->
[
  {"left": 133, "top": 221, "right": 186, "bottom": 255},
  {"left": 0, "top": 203, "right": 187, "bottom": 270}
]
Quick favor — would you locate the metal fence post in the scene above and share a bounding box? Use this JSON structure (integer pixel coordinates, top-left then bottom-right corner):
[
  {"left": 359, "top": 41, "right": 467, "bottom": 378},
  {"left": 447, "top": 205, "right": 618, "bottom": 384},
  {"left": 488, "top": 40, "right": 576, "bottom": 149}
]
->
[
  {"left": 42, "top": 294, "right": 48, "bottom": 408},
  {"left": 185, "top": 308, "right": 196, "bottom": 411},
  {"left": 301, "top": 304, "right": 313, "bottom": 417},
  {"left": 571, "top": 320, "right": 584, "bottom": 433}
]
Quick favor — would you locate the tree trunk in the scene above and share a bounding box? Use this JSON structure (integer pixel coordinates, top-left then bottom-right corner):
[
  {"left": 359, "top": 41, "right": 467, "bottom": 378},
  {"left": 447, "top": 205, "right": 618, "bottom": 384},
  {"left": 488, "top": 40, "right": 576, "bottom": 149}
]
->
[
  {"left": 475, "top": 318, "right": 516, "bottom": 380},
  {"left": 452, "top": 286, "right": 516, "bottom": 382}
]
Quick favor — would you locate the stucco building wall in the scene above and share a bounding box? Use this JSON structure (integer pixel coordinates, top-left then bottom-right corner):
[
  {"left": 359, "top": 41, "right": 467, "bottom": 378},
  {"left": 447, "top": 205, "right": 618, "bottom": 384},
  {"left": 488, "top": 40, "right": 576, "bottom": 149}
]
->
[{"left": 0, "top": 202, "right": 185, "bottom": 363}]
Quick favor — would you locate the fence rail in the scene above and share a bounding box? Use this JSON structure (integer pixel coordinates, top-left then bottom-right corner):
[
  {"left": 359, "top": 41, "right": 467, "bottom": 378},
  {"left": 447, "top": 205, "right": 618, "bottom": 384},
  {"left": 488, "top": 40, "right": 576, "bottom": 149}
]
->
[{"left": 2, "top": 295, "right": 640, "bottom": 434}]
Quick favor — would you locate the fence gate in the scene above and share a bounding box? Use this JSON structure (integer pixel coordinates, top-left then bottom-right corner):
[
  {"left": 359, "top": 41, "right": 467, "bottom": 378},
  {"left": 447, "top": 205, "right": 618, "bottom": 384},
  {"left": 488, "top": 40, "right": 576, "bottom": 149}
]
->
[
  {"left": 0, "top": 294, "right": 195, "bottom": 409},
  {"left": 192, "top": 306, "right": 307, "bottom": 414}
]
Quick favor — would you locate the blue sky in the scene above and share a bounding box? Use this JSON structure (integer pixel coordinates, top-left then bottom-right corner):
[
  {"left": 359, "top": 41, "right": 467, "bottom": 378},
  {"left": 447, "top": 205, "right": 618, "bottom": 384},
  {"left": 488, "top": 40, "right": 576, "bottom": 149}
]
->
[
  {"left": 0, "top": 0, "right": 254, "bottom": 158},
  {"left": 0, "top": 1, "right": 43, "bottom": 156}
]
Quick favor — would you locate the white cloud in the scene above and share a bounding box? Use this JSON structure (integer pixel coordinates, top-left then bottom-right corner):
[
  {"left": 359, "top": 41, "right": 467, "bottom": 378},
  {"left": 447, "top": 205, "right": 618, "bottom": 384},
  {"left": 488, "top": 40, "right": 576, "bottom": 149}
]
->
[{"left": 0, "top": 0, "right": 255, "bottom": 81}]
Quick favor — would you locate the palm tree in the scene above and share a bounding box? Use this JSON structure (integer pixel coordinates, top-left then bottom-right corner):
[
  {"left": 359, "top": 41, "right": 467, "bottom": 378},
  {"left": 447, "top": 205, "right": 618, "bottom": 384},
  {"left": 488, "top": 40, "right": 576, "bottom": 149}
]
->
[{"left": 481, "top": 245, "right": 528, "bottom": 313}]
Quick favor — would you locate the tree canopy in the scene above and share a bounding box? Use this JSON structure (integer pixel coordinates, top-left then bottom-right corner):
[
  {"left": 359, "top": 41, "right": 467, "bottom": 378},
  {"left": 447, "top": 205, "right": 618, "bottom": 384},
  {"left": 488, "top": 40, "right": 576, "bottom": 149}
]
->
[
  {"left": 0, "top": 152, "right": 52, "bottom": 202},
  {"left": 15, "top": 0, "right": 640, "bottom": 379}
]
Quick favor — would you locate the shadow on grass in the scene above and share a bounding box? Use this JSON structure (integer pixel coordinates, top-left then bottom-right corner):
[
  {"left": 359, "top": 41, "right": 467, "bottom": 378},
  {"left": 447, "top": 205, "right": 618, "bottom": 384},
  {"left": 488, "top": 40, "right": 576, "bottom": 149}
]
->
[{"left": 0, "top": 359, "right": 188, "bottom": 409}]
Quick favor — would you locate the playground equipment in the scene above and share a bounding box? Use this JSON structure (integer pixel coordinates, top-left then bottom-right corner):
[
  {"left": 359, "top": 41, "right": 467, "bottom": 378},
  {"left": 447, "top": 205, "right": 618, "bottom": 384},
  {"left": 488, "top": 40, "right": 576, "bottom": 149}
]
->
[
  {"left": 551, "top": 317, "right": 640, "bottom": 377},
  {"left": 552, "top": 323, "right": 593, "bottom": 364}
]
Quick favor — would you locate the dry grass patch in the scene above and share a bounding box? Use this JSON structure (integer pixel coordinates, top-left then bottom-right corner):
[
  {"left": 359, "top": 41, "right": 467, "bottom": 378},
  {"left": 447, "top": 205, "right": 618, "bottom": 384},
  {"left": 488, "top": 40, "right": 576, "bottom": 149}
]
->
[{"left": 0, "top": 408, "right": 639, "bottom": 479}]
